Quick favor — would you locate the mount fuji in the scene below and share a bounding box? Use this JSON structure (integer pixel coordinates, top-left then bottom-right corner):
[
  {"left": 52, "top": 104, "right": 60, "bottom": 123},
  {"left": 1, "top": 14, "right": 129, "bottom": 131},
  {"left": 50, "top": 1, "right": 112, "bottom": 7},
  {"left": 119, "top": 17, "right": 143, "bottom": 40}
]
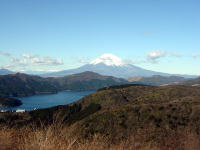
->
[{"left": 41, "top": 54, "right": 196, "bottom": 78}]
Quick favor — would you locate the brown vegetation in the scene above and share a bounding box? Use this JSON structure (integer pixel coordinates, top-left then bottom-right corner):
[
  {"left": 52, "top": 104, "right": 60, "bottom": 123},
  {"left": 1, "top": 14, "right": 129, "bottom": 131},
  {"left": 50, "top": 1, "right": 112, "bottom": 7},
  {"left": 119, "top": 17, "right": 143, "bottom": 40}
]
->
[
  {"left": 1, "top": 123, "right": 200, "bottom": 150},
  {"left": 2, "top": 85, "right": 200, "bottom": 150}
]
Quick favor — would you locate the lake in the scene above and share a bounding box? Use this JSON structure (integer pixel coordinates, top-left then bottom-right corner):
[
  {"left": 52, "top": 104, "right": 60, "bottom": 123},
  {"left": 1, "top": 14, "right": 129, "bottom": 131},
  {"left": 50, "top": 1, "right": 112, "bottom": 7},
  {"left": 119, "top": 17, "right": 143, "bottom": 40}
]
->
[{"left": 1, "top": 90, "right": 94, "bottom": 111}]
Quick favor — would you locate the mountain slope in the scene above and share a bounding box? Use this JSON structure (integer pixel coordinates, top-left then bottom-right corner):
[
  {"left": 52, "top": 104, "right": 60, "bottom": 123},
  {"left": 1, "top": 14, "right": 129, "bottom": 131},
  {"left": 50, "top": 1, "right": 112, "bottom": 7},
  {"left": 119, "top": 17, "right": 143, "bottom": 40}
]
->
[
  {"left": 127, "top": 75, "right": 186, "bottom": 86},
  {"left": 0, "top": 69, "right": 13, "bottom": 75},
  {"left": 2, "top": 84, "right": 200, "bottom": 141},
  {"left": 42, "top": 54, "right": 196, "bottom": 78},
  {"left": 43, "top": 63, "right": 171, "bottom": 78},
  {"left": 179, "top": 77, "right": 200, "bottom": 86},
  {"left": 0, "top": 72, "right": 128, "bottom": 97},
  {"left": 0, "top": 96, "right": 22, "bottom": 107},
  {"left": 0, "top": 73, "right": 59, "bottom": 97},
  {"left": 29, "top": 85, "right": 200, "bottom": 140},
  {"left": 53, "top": 71, "right": 129, "bottom": 91}
]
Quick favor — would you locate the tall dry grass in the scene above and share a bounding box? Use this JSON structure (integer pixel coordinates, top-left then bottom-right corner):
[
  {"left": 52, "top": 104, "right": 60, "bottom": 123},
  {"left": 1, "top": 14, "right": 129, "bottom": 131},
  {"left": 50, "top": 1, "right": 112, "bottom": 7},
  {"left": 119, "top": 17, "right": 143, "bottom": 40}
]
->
[
  {"left": 1, "top": 123, "right": 200, "bottom": 150},
  {"left": 0, "top": 126, "right": 18, "bottom": 150}
]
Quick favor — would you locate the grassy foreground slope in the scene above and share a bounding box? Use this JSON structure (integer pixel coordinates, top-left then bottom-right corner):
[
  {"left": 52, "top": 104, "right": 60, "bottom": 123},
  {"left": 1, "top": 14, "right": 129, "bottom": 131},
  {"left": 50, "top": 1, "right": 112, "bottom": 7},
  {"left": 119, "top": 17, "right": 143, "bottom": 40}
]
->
[
  {"left": 2, "top": 84, "right": 200, "bottom": 132},
  {"left": 1, "top": 84, "right": 200, "bottom": 150},
  {"left": 70, "top": 85, "right": 200, "bottom": 138}
]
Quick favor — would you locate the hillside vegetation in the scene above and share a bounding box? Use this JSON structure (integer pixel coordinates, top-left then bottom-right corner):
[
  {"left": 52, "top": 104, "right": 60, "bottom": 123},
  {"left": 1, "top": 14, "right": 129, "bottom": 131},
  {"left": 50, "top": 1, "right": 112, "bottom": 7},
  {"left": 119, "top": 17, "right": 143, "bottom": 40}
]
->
[
  {"left": 179, "top": 77, "right": 200, "bottom": 86},
  {"left": 0, "top": 73, "right": 58, "bottom": 97},
  {"left": 0, "top": 96, "right": 22, "bottom": 107},
  {"left": 0, "top": 71, "right": 127, "bottom": 97},
  {"left": 1, "top": 84, "right": 200, "bottom": 149},
  {"left": 127, "top": 75, "right": 186, "bottom": 85}
]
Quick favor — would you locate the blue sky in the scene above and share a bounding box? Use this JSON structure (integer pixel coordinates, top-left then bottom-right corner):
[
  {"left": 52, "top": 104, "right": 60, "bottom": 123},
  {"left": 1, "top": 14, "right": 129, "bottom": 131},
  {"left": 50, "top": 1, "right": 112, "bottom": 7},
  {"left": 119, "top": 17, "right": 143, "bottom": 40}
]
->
[{"left": 0, "top": 0, "right": 200, "bottom": 75}]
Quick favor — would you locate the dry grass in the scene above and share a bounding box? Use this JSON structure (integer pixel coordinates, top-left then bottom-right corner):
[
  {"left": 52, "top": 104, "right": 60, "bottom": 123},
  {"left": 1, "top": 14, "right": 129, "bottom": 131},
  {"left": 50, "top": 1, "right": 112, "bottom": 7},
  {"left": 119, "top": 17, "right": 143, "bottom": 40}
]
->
[
  {"left": 0, "top": 126, "right": 18, "bottom": 150},
  {"left": 1, "top": 123, "right": 200, "bottom": 150}
]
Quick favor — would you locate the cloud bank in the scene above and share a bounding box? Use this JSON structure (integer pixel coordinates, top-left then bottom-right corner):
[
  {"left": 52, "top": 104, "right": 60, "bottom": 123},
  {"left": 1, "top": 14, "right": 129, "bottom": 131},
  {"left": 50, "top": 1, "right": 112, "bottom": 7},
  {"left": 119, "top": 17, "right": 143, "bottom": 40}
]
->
[
  {"left": 191, "top": 53, "right": 200, "bottom": 58},
  {"left": 1, "top": 52, "right": 63, "bottom": 70},
  {"left": 0, "top": 50, "right": 11, "bottom": 57},
  {"left": 146, "top": 50, "right": 166, "bottom": 63}
]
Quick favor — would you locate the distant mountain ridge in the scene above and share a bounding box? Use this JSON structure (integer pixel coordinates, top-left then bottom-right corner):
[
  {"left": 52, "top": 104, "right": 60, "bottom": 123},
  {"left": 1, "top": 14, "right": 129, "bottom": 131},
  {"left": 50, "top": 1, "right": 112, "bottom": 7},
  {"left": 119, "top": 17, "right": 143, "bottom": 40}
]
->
[
  {"left": 41, "top": 54, "right": 197, "bottom": 78},
  {"left": 0, "top": 73, "right": 59, "bottom": 97},
  {"left": 0, "top": 69, "right": 13, "bottom": 75},
  {"left": 0, "top": 71, "right": 199, "bottom": 98},
  {"left": 42, "top": 63, "right": 174, "bottom": 78},
  {"left": 0, "top": 71, "right": 128, "bottom": 97},
  {"left": 54, "top": 71, "right": 128, "bottom": 91},
  {"left": 179, "top": 77, "right": 200, "bottom": 86},
  {"left": 128, "top": 75, "right": 186, "bottom": 86},
  {"left": 0, "top": 54, "right": 198, "bottom": 78}
]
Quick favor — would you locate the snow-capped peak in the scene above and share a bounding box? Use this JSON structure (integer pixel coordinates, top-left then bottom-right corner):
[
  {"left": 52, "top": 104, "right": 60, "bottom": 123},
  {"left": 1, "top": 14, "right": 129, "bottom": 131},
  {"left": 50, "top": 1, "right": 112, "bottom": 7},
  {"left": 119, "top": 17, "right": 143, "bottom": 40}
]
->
[{"left": 90, "top": 53, "right": 124, "bottom": 66}]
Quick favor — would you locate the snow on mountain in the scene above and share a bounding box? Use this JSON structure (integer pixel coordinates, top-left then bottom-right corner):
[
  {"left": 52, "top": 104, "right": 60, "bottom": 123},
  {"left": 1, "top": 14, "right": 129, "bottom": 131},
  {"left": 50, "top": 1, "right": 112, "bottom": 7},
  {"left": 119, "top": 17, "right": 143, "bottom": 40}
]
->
[
  {"left": 41, "top": 54, "right": 197, "bottom": 78},
  {"left": 90, "top": 53, "right": 124, "bottom": 66}
]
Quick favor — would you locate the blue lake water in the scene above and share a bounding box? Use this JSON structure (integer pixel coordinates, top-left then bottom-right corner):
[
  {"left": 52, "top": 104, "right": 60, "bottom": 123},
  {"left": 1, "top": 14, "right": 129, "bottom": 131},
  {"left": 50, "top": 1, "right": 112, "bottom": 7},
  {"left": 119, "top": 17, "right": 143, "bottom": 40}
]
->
[{"left": 1, "top": 90, "right": 94, "bottom": 111}]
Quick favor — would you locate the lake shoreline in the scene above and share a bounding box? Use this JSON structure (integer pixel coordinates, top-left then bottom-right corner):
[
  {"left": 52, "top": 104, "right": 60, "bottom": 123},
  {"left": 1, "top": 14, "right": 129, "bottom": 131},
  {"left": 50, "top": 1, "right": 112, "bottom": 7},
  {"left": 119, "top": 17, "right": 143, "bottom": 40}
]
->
[
  {"left": 0, "top": 90, "right": 95, "bottom": 111},
  {"left": 0, "top": 96, "right": 22, "bottom": 108}
]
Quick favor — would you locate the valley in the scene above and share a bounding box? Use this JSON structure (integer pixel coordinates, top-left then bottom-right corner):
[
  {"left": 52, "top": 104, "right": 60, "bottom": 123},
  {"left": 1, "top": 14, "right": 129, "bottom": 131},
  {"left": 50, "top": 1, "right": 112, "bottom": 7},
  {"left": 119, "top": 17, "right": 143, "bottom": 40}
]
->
[
  {"left": 1, "top": 0, "right": 199, "bottom": 149},
  {"left": 2, "top": 90, "right": 94, "bottom": 111},
  {"left": 1, "top": 84, "right": 200, "bottom": 150},
  {"left": 0, "top": 96, "right": 22, "bottom": 107},
  {"left": 1, "top": 64, "right": 200, "bottom": 150},
  {"left": 0, "top": 68, "right": 199, "bottom": 109},
  {"left": 0, "top": 71, "right": 128, "bottom": 97}
]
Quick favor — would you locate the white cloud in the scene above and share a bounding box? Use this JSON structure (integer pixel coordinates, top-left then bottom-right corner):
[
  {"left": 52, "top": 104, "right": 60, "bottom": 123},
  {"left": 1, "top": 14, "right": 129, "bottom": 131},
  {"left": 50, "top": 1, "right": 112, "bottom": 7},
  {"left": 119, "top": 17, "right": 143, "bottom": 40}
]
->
[
  {"left": 21, "top": 53, "right": 37, "bottom": 59},
  {"left": 23, "top": 54, "right": 63, "bottom": 66},
  {"left": 146, "top": 50, "right": 166, "bottom": 63},
  {"left": 31, "top": 56, "right": 63, "bottom": 65},
  {"left": 145, "top": 50, "right": 183, "bottom": 64},
  {"left": 3, "top": 53, "right": 64, "bottom": 69},
  {"left": 147, "top": 50, "right": 166, "bottom": 59},
  {"left": 191, "top": 53, "right": 200, "bottom": 58},
  {"left": 122, "top": 59, "right": 146, "bottom": 65},
  {"left": 0, "top": 50, "right": 11, "bottom": 57},
  {"left": 78, "top": 58, "right": 91, "bottom": 64},
  {"left": 170, "top": 52, "right": 182, "bottom": 57},
  {"left": 19, "top": 68, "right": 61, "bottom": 73},
  {"left": 11, "top": 58, "right": 27, "bottom": 66}
]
